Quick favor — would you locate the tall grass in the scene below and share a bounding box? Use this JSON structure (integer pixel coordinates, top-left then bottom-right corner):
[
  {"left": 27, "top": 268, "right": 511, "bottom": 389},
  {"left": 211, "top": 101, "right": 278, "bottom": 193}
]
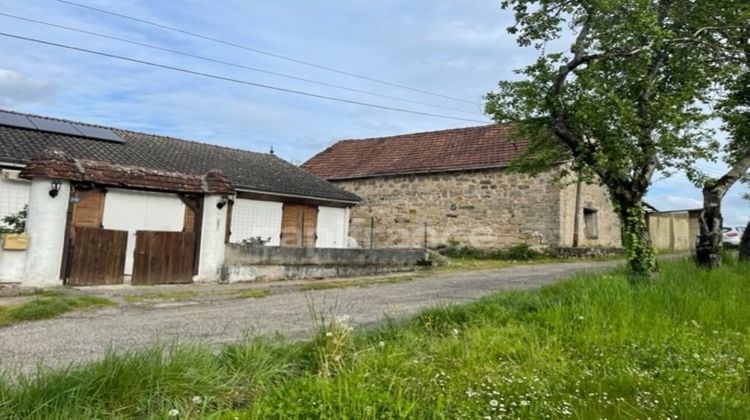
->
[{"left": 1, "top": 257, "right": 748, "bottom": 418}]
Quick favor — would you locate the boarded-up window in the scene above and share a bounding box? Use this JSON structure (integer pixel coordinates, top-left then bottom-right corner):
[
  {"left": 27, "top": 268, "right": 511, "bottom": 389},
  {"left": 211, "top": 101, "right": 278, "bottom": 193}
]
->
[
  {"left": 280, "top": 204, "right": 318, "bottom": 247},
  {"left": 584, "top": 208, "right": 599, "bottom": 240}
]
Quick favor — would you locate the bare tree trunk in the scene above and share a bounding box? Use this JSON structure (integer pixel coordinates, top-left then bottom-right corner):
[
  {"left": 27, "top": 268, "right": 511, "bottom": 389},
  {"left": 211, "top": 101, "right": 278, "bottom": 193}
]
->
[
  {"left": 740, "top": 220, "right": 750, "bottom": 262},
  {"left": 696, "top": 155, "right": 750, "bottom": 268}
]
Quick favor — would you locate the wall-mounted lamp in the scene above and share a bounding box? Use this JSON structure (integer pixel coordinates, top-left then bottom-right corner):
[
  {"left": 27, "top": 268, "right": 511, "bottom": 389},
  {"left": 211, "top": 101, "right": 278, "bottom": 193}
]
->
[
  {"left": 49, "top": 180, "right": 62, "bottom": 198},
  {"left": 216, "top": 195, "right": 230, "bottom": 209}
]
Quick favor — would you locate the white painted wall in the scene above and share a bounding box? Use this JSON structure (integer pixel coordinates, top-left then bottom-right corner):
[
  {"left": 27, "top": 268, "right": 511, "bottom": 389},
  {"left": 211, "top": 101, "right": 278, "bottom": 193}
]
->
[
  {"left": 102, "top": 189, "right": 185, "bottom": 275},
  {"left": 195, "top": 194, "right": 229, "bottom": 282},
  {"left": 24, "top": 178, "right": 70, "bottom": 287},
  {"left": 316, "top": 206, "right": 350, "bottom": 248},
  {"left": 0, "top": 170, "right": 30, "bottom": 221},
  {"left": 229, "top": 198, "right": 283, "bottom": 246}
]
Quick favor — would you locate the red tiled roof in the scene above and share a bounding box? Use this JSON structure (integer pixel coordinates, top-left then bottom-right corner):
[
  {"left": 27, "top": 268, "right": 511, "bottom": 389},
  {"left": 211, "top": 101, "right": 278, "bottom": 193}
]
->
[{"left": 302, "top": 124, "right": 528, "bottom": 179}]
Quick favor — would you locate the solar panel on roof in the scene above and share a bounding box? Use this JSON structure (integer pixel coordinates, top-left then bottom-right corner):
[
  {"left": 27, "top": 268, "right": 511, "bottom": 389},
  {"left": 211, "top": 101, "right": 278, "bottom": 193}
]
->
[
  {"left": 0, "top": 110, "right": 36, "bottom": 129},
  {"left": 72, "top": 124, "right": 125, "bottom": 143},
  {"left": 28, "top": 116, "right": 84, "bottom": 136}
]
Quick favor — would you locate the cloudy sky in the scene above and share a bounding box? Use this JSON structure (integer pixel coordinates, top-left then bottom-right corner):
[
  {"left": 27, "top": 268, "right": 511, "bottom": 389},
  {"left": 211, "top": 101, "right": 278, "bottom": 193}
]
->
[{"left": 0, "top": 0, "right": 746, "bottom": 225}]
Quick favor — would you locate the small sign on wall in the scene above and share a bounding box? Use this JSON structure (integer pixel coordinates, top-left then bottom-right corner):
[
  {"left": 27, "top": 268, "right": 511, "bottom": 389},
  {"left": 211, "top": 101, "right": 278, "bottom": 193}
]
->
[{"left": 2, "top": 233, "right": 29, "bottom": 250}]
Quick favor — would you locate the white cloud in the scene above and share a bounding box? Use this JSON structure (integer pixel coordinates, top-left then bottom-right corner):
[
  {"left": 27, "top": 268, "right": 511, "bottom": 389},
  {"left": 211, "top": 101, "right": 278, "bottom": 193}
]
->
[{"left": 0, "top": 69, "right": 56, "bottom": 106}]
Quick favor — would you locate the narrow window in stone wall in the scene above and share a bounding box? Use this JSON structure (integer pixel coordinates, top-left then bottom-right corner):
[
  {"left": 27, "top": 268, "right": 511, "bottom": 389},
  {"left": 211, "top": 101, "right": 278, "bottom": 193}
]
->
[{"left": 584, "top": 208, "right": 599, "bottom": 240}]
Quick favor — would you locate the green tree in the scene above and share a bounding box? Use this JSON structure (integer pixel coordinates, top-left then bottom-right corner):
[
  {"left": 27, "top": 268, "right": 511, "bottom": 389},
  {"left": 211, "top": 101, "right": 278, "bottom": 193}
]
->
[
  {"left": 696, "top": 28, "right": 750, "bottom": 267},
  {"left": 486, "top": 0, "right": 745, "bottom": 280}
]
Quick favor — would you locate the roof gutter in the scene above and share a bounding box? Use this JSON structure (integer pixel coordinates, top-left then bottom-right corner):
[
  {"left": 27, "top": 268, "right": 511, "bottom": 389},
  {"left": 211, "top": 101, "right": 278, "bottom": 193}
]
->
[
  {"left": 235, "top": 187, "right": 360, "bottom": 205},
  {"left": 0, "top": 160, "right": 27, "bottom": 169}
]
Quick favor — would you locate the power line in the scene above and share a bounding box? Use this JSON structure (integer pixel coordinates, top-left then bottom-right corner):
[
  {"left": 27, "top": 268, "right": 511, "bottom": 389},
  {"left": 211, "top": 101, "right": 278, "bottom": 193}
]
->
[
  {"left": 56, "top": 0, "right": 480, "bottom": 106},
  {"left": 0, "top": 32, "right": 491, "bottom": 124},
  {"left": 0, "top": 12, "right": 484, "bottom": 117}
]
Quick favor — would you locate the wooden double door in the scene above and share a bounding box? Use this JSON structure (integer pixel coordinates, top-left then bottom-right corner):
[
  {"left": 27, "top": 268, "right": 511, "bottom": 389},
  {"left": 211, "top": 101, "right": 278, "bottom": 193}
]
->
[
  {"left": 64, "top": 187, "right": 198, "bottom": 286},
  {"left": 280, "top": 204, "right": 318, "bottom": 247}
]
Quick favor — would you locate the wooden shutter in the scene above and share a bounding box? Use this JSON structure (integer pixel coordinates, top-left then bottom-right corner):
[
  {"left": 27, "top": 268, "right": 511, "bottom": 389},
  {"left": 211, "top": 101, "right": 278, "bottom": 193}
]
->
[
  {"left": 280, "top": 204, "right": 318, "bottom": 247},
  {"left": 72, "top": 189, "right": 105, "bottom": 227}
]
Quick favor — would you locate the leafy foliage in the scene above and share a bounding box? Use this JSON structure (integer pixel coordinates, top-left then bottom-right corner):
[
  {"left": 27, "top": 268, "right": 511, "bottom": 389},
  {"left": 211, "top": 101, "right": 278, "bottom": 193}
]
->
[
  {"left": 240, "top": 236, "right": 272, "bottom": 246},
  {"left": 437, "top": 238, "right": 541, "bottom": 261},
  {"left": 486, "top": 0, "right": 747, "bottom": 277},
  {"left": 0, "top": 206, "right": 27, "bottom": 234}
]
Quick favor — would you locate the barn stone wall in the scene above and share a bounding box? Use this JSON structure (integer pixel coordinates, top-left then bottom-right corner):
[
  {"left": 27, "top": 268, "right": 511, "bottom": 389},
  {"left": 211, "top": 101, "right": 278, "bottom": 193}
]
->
[
  {"left": 333, "top": 168, "right": 621, "bottom": 250},
  {"left": 334, "top": 168, "right": 565, "bottom": 249}
]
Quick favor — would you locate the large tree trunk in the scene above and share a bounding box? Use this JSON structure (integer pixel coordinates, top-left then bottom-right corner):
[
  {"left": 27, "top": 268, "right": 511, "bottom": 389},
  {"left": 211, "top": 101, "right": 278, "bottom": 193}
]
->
[
  {"left": 696, "top": 183, "right": 725, "bottom": 268},
  {"left": 696, "top": 155, "right": 750, "bottom": 268},
  {"left": 616, "top": 200, "right": 658, "bottom": 281},
  {"left": 740, "top": 220, "right": 750, "bottom": 262}
]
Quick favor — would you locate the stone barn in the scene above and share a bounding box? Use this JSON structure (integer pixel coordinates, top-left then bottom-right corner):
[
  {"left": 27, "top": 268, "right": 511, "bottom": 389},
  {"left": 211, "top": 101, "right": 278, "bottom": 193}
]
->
[{"left": 302, "top": 124, "right": 622, "bottom": 250}]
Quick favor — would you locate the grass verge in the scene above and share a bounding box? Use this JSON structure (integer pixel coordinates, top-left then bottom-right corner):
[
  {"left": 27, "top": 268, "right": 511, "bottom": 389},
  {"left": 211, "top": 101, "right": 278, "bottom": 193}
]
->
[
  {"left": 1, "top": 257, "right": 749, "bottom": 418},
  {"left": 123, "top": 291, "right": 198, "bottom": 303},
  {"left": 236, "top": 288, "right": 273, "bottom": 299},
  {"left": 0, "top": 294, "right": 113, "bottom": 328},
  {"left": 298, "top": 274, "right": 417, "bottom": 291}
]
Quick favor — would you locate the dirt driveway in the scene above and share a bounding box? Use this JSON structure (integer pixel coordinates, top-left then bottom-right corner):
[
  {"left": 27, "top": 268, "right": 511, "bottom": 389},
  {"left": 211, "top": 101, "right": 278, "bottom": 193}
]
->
[{"left": 0, "top": 259, "right": 623, "bottom": 376}]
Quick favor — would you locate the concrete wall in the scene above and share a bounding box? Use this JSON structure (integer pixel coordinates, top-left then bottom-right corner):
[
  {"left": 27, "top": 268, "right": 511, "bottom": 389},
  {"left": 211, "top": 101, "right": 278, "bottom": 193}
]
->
[
  {"left": 23, "top": 178, "right": 70, "bottom": 287},
  {"left": 0, "top": 169, "right": 30, "bottom": 221},
  {"left": 648, "top": 212, "right": 696, "bottom": 251},
  {"left": 222, "top": 244, "right": 425, "bottom": 283},
  {"left": 316, "top": 206, "right": 349, "bottom": 248},
  {"left": 558, "top": 180, "right": 622, "bottom": 247},
  {"left": 102, "top": 188, "right": 186, "bottom": 275},
  {"left": 229, "top": 198, "right": 283, "bottom": 245},
  {"left": 333, "top": 168, "right": 567, "bottom": 249}
]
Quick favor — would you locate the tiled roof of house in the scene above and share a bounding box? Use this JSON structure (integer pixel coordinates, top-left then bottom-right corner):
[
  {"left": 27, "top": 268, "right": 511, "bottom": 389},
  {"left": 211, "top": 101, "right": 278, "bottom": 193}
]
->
[
  {"left": 0, "top": 110, "right": 360, "bottom": 203},
  {"left": 301, "top": 124, "right": 529, "bottom": 180}
]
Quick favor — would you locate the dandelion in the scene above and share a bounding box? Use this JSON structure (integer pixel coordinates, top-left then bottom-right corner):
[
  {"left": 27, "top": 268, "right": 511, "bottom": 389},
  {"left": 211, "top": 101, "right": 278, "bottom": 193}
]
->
[
  {"left": 738, "top": 357, "right": 745, "bottom": 363},
  {"left": 168, "top": 408, "right": 179, "bottom": 417},
  {"left": 452, "top": 328, "right": 459, "bottom": 336},
  {"left": 489, "top": 399, "right": 499, "bottom": 407},
  {"left": 192, "top": 395, "right": 203, "bottom": 404}
]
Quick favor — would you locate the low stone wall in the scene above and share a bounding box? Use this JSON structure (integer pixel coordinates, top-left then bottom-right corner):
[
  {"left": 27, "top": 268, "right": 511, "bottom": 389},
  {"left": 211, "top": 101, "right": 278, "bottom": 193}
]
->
[{"left": 221, "top": 245, "right": 427, "bottom": 283}]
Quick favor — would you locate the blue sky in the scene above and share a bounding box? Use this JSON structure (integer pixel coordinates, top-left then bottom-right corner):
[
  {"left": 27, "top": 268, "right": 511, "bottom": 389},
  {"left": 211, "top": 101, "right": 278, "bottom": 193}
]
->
[{"left": 0, "top": 0, "right": 746, "bottom": 225}]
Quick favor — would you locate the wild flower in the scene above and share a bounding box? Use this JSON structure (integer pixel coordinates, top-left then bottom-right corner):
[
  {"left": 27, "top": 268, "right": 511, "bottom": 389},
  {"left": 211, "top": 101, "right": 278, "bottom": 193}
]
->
[
  {"left": 378, "top": 341, "right": 385, "bottom": 348},
  {"left": 192, "top": 396, "right": 203, "bottom": 404},
  {"left": 168, "top": 408, "right": 179, "bottom": 417},
  {"left": 489, "top": 399, "right": 499, "bottom": 407}
]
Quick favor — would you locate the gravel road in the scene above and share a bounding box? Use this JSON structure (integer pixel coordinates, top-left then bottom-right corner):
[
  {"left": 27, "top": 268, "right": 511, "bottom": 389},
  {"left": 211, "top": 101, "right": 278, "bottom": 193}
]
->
[{"left": 0, "top": 260, "right": 622, "bottom": 376}]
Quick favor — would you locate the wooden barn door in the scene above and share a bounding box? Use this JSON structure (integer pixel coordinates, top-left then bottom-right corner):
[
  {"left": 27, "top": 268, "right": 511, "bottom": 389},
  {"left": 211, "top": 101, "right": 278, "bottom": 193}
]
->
[
  {"left": 280, "top": 204, "right": 318, "bottom": 247},
  {"left": 132, "top": 231, "right": 196, "bottom": 285},
  {"left": 67, "top": 227, "right": 128, "bottom": 286}
]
